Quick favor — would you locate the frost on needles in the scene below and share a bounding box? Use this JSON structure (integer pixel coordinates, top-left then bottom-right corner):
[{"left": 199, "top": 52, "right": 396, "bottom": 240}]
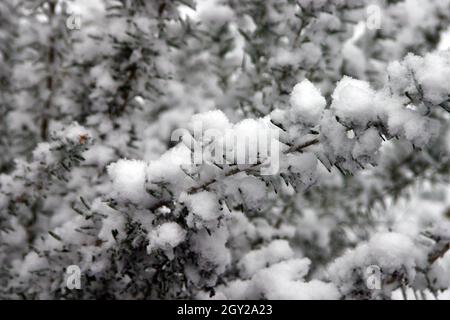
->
[
  {"left": 1, "top": 0, "right": 450, "bottom": 300},
  {"left": 101, "top": 51, "right": 450, "bottom": 299}
]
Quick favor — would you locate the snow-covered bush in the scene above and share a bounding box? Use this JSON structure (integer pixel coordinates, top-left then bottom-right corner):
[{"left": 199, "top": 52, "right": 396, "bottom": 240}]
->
[{"left": 1, "top": 0, "right": 450, "bottom": 300}]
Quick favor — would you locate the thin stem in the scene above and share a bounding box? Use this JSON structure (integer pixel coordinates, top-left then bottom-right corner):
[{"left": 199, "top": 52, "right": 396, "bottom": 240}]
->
[{"left": 187, "top": 138, "right": 320, "bottom": 195}]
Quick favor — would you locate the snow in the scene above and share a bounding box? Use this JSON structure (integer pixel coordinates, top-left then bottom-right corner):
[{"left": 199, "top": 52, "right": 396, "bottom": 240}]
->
[
  {"left": 83, "top": 145, "right": 116, "bottom": 167},
  {"left": 388, "top": 51, "right": 450, "bottom": 105},
  {"left": 352, "top": 127, "right": 383, "bottom": 160},
  {"left": 90, "top": 65, "right": 117, "bottom": 92},
  {"left": 107, "top": 159, "right": 148, "bottom": 204},
  {"left": 297, "top": 0, "right": 328, "bottom": 10},
  {"left": 147, "top": 222, "right": 187, "bottom": 259},
  {"left": 67, "top": 0, "right": 105, "bottom": 18},
  {"left": 96, "top": 199, "right": 126, "bottom": 248},
  {"left": 16, "top": 251, "right": 49, "bottom": 279},
  {"left": 238, "top": 177, "right": 267, "bottom": 210},
  {"left": 146, "top": 144, "right": 193, "bottom": 196},
  {"left": 331, "top": 76, "right": 376, "bottom": 127},
  {"left": 405, "top": 52, "right": 450, "bottom": 105},
  {"left": 329, "top": 232, "right": 427, "bottom": 297},
  {"left": 428, "top": 252, "right": 450, "bottom": 290},
  {"left": 219, "top": 259, "right": 340, "bottom": 300},
  {"left": 438, "top": 289, "right": 450, "bottom": 300},
  {"left": 2, "top": 0, "right": 450, "bottom": 300},
  {"left": 285, "top": 152, "right": 318, "bottom": 186},
  {"left": 182, "top": 191, "right": 221, "bottom": 229},
  {"left": 189, "top": 110, "right": 232, "bottom": 137},
  {"left": 32, "top": 142, "right": 55, "bottom": 165},
  {"left": 387, "top": 106, "right": 440, "bottom": 147},
  {"left": 56, "top": 123, "right": 91, "bottom": 145},
  {"left": 0, "top": 217, "right": 27, "bottom": 246},
  {"left": 438, "top": 28, "right": 450, "bottom": 50},
  {"left": 342, "top": 22, "right": 367, "bottom": 78},
  {"left": 290, "top": 79, "right": 326, "bottom": 125},
  {"left": 190, "top": 227, "right": 231, "bottom": 286},
  {"left": 197, "top": 0, "right": 234, "bottom": 29},
  {"left": 270, "top": 47, "right": 302, "bottom": 68},
  {"left": 238, "top": 240, "right": 294, "bottom": 278}
]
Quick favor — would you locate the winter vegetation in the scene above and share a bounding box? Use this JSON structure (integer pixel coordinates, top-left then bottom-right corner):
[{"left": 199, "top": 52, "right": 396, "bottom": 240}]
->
[{"left": 1, "top": 0, "right": 450, "bottom": 300}]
